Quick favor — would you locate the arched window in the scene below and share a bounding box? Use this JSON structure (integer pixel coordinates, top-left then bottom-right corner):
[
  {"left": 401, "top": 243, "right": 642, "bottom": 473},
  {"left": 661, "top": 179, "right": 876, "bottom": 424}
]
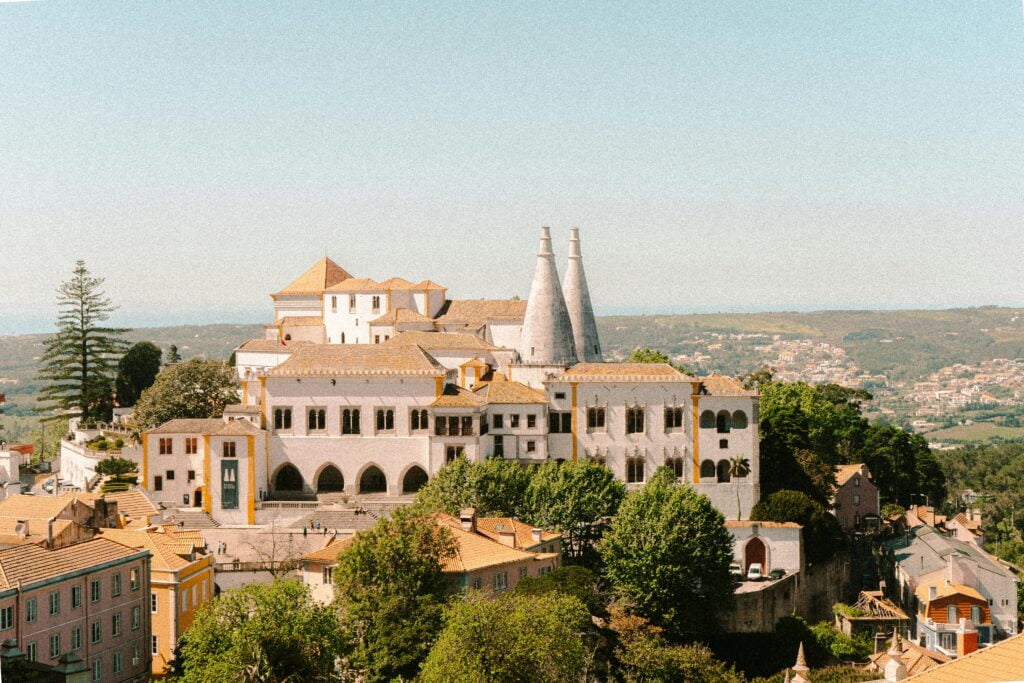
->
[
  {"left": 699, "top": 410, "right": 715, "bottom": 429},
  {"left": 411, "top": 409, "right": 429, "bottom": 431},
  {"left": 716, "top": 460, "right": 731, "bottom": 483},
  {"left": 626, "top": 458, "right": 645, "bottom": 483},
  {"left": 402, "top": 466, "right": 428, "bottom": 494},
  {"left": 716, "top": 411, "right": 731, "bottom": 433},
  {"left": 274, "top": 464, "right": 303, "bottom": 492},
  {"left": 625, "top": 407, "right": 645, "bottom": 434},
  {"left": 342, "top": 409, "right": 360, "bottom": 435},
  {"left": 308, "top": 408, "right": 325, "bottom": 431},
  {"left": 731, "top": 411, "right": 748, "bottom": 429},
  {"left": 666, "top": 457, "right": 684, "bottom": 480},
  {"left": 376, "top": 409, "right": 394, "bottom": 431},
  {"left": 700, "top": 459, "right": 716, "bottom": 479},
  {"left": 316, "top": 465, "right": 345, "bottom": 493},
  {"left": 273, "top": 408, "right": 292, "bottom": 431},
  {"left": 970, "top": 605, "right": 982, "bottom": 624},
  {"left": 341, "top": 332, "right": 345, "bottom": 344},
  {"left": 947, "top": 605, "right": 958, "bottom": 624},
  {"left": 359, "top": 466, "right": 387, "bottom": 494},
  {"left": 284, "top": 334, "right": 292, "bottom": 341}
]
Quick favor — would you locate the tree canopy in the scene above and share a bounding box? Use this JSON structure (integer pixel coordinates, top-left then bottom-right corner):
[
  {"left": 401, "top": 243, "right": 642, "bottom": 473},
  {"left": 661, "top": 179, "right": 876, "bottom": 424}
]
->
[
  {"left": 175, "top": 579, "right": 343, "bottom": 683},
  {"left": 420, "top": 591, "right": 593, "bottom": 683},
  {"left": 36, "top": 260, "right": 129, "bottom": 423},
  {"left": 131, "top": 359, "right": 239, "bottom": 429},
  {"left": 334, "top": 507, "right": 456, "bottom": 681},
  {"left": 114, "top": 341, "right": 162, "bottom": 407},
  {"left": 599, "top": 467, "right": 735, "bottom": 636},
  {"left": 413, "top": 455, "right": 532, "bottom": 518},
  {"left": 629, "top": 347, "right": 692, "bottom": 375},
  {"left": 524, "top": 459, "right": 626, "bottom": 564},
  {"left": 94, "top": 456, "right": 136, "bottom": 477}
]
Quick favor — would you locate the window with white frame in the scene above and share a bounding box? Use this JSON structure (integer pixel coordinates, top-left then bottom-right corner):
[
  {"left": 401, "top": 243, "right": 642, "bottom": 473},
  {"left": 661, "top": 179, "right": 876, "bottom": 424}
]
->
[{"left": 493, "top": 571, "right": 508, "bottom": 591}]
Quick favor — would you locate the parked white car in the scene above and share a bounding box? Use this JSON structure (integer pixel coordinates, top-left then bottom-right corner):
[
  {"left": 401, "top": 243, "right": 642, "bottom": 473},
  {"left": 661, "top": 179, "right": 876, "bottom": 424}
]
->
[{"left": 746, "top": 563, "right": 764, "bottom": 581}]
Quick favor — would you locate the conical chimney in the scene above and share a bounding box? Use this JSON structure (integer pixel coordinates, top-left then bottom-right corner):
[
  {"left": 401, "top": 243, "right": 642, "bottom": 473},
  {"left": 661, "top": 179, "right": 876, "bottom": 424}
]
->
[
  {"left": 562, "top": 227, "right": 603, "bottom": 362},
  {"left": 519, "top": 227, "right": 578, "bottom": 366}
]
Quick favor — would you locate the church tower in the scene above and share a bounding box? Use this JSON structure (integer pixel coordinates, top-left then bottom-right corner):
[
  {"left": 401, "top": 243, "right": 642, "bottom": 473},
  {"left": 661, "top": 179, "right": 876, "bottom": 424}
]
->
[
  {"left": 562, "top": 227, "right": 603, "bottom": 362},
  {"left": 518, "top": 227, "right": 578, "bottom": 366}
]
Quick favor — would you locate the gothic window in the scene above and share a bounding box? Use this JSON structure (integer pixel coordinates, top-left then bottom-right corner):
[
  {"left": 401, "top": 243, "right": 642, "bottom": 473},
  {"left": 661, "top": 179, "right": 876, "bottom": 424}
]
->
[
  {"left": 274, "top": 408, "right": 292, "bottom": 431},
  {"left": 587, "top": 407, "right": 606, "bottom": 430},
  {"left": 700, "top": 459, "right": 716, "bottom": 479},
  {"left": 666, "top": 457, "right": 685, "bottom": 480},
  {"left": 445, "top": 445, "right": 465, "bottom": 463},
  {"left": 731, "top": 410, "right": 748, "bottom": 429},
  {"left": 308, "top": 408, "right": 326, "bottom": 432},
  {"left": 410, "top": 409, "right": 428, "bottom": 431},
  {"left": 664, "top": 407, "right": 683, "bottom": 430},
  {"left": 626, "top": 407, "right": 645, "bottom": 434},
  {"left": 375, "top": 409, "right": 395, "bottom": 432},
  {"left": 716, "top": 411, "right": 731, "bottom": 433},
  {"left": 626, "top": 458, "right": 645, "bottom": 483},
  {"left": 342, "top": 408, "right": 360, "bottom": 435},
  {"left": 699, "top": 410, "right": 715, "bottom": 429}
]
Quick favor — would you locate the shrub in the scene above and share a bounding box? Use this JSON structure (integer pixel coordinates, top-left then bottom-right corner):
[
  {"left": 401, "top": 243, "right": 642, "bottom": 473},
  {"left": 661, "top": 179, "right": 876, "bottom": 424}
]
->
[
  {"left": 94, "top": 440, "right": 109, "bottom": 451},
  {"left": 113, "top": 437, "right": 124, "bottom": 449}
]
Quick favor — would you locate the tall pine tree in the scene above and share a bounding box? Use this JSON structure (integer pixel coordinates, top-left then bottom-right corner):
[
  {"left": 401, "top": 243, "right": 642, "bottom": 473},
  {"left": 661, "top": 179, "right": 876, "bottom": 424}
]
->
[{"left": 37, "top": 261, "right": 129, "bottom": 423}]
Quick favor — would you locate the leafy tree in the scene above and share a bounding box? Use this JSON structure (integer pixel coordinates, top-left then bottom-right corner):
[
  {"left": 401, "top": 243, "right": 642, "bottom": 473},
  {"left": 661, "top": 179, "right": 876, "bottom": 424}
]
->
[
  {"left": 525, "top": 459, "right": 626, "bottom": 564},
  {"left": 513, "top": 565, "right": 606, "bottom": 615},
  {"left": 728, "top": 456, "right": 751, "bottom": 520},
  {"left": 628, "top": 347, "right": 692, "bottom": 375},
  {"left": 881, "top": 503, "right": 905, "bottom": 519},
  {"left": 334, "top": 508, "right": 456, "bottom": 681},
  {"left": 36, "top": 261, "right": 129, "bottom": 423},
  {"left": 175, "top": 579, "right": 343, "bottom": 683},
  {"left": 94, "top": 456, "right": 136, "bottom": 477},
  {"left": 599, "top": 467, "right": 735, "bottom": 636},
  {"left": 751, "top": 490, "right": 845, "bottom": 564},
  {"left": 114, "top": 341, "right": 162, "bottom": 407},
  {"left": 861, "top": 425, "right": 944, "bottom": 507},
  {"left": 166, "top": 344, "right": 182, "bottom": 363},
  {"left": 420, "top": 592, "right": 593, "bottom": 683},
  {"left": 741, "top": 365, "right": 776, "bottom": 391},
  {"left": 131, "top": 359, "right": 239, "bottom": 429},
  {"left": 413, "top": 455, "right": 532, "bottom": 518}
]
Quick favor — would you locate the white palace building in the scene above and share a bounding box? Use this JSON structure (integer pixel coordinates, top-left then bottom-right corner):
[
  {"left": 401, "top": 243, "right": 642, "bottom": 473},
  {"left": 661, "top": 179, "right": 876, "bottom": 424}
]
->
[{"left": 140, "top": 228, "right": 761, "bottom": 526}]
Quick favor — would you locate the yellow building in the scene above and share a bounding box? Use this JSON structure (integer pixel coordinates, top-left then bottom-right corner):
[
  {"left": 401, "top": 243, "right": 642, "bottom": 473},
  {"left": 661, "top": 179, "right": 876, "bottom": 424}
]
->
[{"left": 97, "top": 526, "right": 214, "bottom": 677}]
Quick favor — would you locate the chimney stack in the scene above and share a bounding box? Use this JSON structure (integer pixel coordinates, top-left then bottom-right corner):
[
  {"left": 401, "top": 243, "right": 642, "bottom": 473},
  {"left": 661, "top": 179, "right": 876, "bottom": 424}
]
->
[
  {"left": 459, "top": 508, "right": 477, "bottom": 534},
  {"left": 928, "top": 585, "right": 937, "bottom": 601},
  {"left": 14, "top": 520, "right": 27, "bottom": 539},
  {"left": 562, "top": 227, "right": 603, "bottom": 362},
  {"left": 531, "top": 528, "right": 543, "bottom": 543},
  {"left": 518, "top": 227, "right": 578, "bottom": 366}
]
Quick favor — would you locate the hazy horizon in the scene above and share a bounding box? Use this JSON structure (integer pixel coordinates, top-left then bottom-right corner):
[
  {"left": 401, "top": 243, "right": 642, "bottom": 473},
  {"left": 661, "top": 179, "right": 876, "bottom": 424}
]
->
[{"left": 2, "top": 3, "right": 1022, "bottom": 335}]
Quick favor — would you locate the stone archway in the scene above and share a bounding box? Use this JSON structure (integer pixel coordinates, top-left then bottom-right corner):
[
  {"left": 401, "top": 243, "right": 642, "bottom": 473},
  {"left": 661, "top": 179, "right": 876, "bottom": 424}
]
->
[
  {"left": 274, "top": 464, "right": 304, "bottom": 492},
  {"left": 744, "top": 536, "right": 767, "bottom": 573},
  {"left": 359, "top": 465, "right": 387, "bottom": 494},
  {"left": 402, "top": 466, "right": 428, "bottom": 494},
  {"left": 316, "top": 465, "right": 345, "bottom": 493}
]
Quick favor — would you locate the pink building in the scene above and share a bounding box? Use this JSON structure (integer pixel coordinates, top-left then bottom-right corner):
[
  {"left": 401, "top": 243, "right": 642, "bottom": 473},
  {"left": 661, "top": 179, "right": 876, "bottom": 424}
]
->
[
  {"left": 0, "top": 537, "right": 152, "bottom": 682},
  {"left": 832, "top": 464, "right": 879, "bottom": 531}
]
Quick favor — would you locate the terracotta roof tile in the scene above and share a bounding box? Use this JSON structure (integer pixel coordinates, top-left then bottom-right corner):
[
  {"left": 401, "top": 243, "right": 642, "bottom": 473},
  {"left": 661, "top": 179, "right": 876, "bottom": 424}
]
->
[
  {"left": 0, "top": 538, "right": 144, "bottom": 588},
  {"left": 475, "top": 517, "right": 560, "bottom": 548},
  {"left": 436, "top": 299, "right": 528, "bottom": 325},
  {"left": 223, "top": 404, "right": 262, "bottom": 414},
  {"left": 272, "top": 258, "right": 352, "bottom": 297},
  {"left": 835, "top": 464, "right": 871, "bottom": 486},
  {"left": 473, "top": 380, "right": 547, "bottom": 404},
  {"left": 415, "top": 280, "right": 446, "bottom": 291},
  {"left": 146, "top": 419, "right": 224, "bottom": 435},
  {"left": 324, "top": 277, "right": 385, "bottom": 292},
  {"left": 214, "top": 420, "right": 263, "bottom": 436},
  {"left": 431, "top": 385, "right": 485, "bottom": 408},
  {"left": 698, "top": 373, "right": 758, "bottom": 396},
  {"left": 302, "top": 537, "right": 352, "bottom": 563},
  {"left": 385, "top": 331, "right": 501, "bottom": 351},
  {"left": 369, "top": 308, "right": 435, "bottom": 326},
  {"left": 439, "top": 524, "right": 538, "bottom": 572},
  {"left": 278, "top": 316, "right": 324, "bottom": 327},
  {"left": 237, "top": 338, "right": 312, "bottom": 353},
  {"left": 904, "top": 631, "right": 1024, "bottom": 682},
  {"left": 96, "top": 528, "right": 201, "bottom": 571},
  {"left": 267, "top": 344, "right": 447, "bottom": 377},
  {"left": 914, "top": 581, "right": 986, "bottom": 604},
  {"left": 553, "top": 363, "right": 692, "bottom": 383},
  {"left": 105, "top": 490, "right": 159, "bottom": 521}
]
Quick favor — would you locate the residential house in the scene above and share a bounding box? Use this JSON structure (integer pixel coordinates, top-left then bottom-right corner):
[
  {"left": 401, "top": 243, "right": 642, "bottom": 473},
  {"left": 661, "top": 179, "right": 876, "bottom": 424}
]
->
[
  {"left": 832, "top": 464, "right": 880, "bottom": 531},
  {"left": 95, "top": 527, "right": 214, "bottom": 677},
  {"left": 914, "top": 580, "right": 991, "bottom": 657}
]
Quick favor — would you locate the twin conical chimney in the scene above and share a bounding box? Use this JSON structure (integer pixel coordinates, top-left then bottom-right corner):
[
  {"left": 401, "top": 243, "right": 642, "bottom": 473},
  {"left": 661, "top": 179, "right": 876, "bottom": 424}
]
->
[
  {"left": 562, "top": 227, "right": 603, "bottom": 362},
  {"left": 519, "top": 227, "right": 578, "bottom": 365}
]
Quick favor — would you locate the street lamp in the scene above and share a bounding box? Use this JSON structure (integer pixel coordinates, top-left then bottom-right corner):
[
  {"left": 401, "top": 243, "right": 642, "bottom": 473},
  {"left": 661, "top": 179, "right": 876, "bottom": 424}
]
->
[{"left": 915, "top": 493, "right": 929, "bottom": 508}]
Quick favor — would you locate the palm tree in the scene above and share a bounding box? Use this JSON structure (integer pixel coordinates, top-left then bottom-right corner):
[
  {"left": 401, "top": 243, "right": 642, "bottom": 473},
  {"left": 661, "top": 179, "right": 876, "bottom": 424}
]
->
[{"left": 729, "top": 456, "right": 751, "bottom": 520}]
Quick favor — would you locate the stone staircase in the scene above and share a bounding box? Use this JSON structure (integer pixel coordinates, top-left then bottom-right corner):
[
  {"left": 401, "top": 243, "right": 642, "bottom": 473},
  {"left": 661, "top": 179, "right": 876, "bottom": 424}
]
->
[
  {"left": 289, "top": 499, "right": 410, "bottom": 532},
  {"left": 169, "top": 508, "right": 221, "bottom": 529}
]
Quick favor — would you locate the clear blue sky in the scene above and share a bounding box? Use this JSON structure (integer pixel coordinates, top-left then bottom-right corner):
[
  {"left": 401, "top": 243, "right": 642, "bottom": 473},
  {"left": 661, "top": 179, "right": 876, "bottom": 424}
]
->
[{"left": 2, "top": 2, "right": 1022, "bottom": 334}]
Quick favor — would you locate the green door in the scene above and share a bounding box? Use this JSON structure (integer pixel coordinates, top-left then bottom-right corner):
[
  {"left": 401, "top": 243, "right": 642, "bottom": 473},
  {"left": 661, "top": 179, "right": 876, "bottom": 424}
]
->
[{"left": 221, "top": 460, "right": 239, "bottom": 509}]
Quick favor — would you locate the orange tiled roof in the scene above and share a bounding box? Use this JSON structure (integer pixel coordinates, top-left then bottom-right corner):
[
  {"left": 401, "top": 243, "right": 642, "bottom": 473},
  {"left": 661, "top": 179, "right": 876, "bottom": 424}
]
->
[
  {"left": 146, "top": 419, "right": 224, "bottom": 435},
  {"left": 96, "top": 528, "right": 200, "bottom": 572},
  {"left": 436, "top": 299, "right": 528, "bottom": 324},
  {"left": 0, "top": 494, "right": 86, "bottom": 520},
  {"left": 904, "top": 631, "right": 1024, "bottom": 682},
  {"left": 869, "top": 638, "right": 949, "bottom": 676},
  {"left": 237, "top": 338, "right": 312, "bottom": 353},
  {"left": 0, "top": 538, "right": 144, "bottom": 588},
  {"left": 223, "top": 404, "right": 261, "bottom": 414},
  {"left": 415, "top": 280, "right": 446, "bottom": 291},
  {"left": 272, "top": 258, "right": 352, "bottom": 297},
  {"left": 440, "top": 524, "right": 538, "bottom": 572},
  {"left": 215, "top": 419, "right": 262, "bottom": 436},
  {"left": 105, "top": 490, "right": 159, "bottom": 521},
  {"left": 278, "top": 316, "right": 324, "bottom": 327},
  {"left": 324, "top": 277, "right": 385, "bottom": 292},
  {"left": 302, "top": 537, "right": 352, "bottom": 563},
  {"left": 267, "top": 344, "right": 447, "bottom": 378},
  {"left": 369, "top": 308, "right": 435, "bottom": 326},
  {"left": 835, "top": 464, "right": 870, "bottom": 486},
  {"left": 914, "top": 581, "right": 986, "bottom": 604},
  {"left": 553, "top": 363, "right": 692, "bottom": 383},
  {"left": 431, "top": 385, "right": 485, "bottom": 408},
  {"left": 474, "top": 517, "right": 560, "bottom": 548},
  {"left": 386, "top": 331, "right": 501, "bottom": 351},
  {"left": 473, "top": 380, "right": 546, "bottom": 404},
  {"left": 699, "top": 372, "right": 758, "bottom": 396}
]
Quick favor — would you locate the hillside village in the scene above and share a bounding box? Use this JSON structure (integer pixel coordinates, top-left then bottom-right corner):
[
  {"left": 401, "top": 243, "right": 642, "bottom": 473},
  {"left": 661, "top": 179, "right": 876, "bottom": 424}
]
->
[{"left": 0, "top": 230, "right": 1020, "bottom": 682}]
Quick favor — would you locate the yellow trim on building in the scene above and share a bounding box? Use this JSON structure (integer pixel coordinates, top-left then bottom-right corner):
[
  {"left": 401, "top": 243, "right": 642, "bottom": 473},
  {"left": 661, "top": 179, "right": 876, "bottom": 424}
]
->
[
  {"left": 435, "top": 376, "right": 444, "bottom": 397},
  {"left": 692, "top": 394, "right": 700, "bottom": 483},
  {"left": 247, "top": 435, "right": 256, "bottom": 525},
  {"left": 202, "top": 434, "right": 212, "bottom": 514},
  {"left": 141, "top": 433, "right": 149, "bottom": 489},
  {"left": 241, "top": 380, "right": 249, "bottom": 406},
  {"left": 258, "top": 376, "right": 267, "bottom": 430},
  {"left": 571, "top": 382, "right": 578, "bottom": 462}
]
